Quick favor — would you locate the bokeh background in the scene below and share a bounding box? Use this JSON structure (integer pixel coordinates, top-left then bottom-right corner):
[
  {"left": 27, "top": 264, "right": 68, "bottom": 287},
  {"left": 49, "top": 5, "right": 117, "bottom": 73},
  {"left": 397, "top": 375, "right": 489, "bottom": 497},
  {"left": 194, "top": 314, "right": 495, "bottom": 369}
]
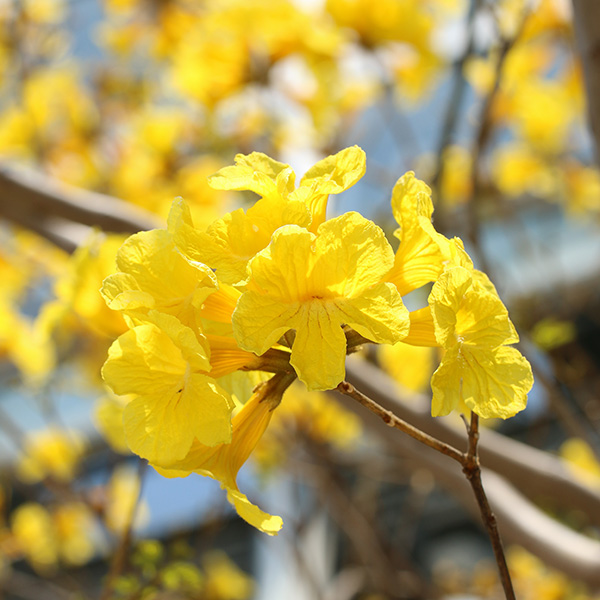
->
[{"left": 1, "top": 0, "right": 600, "bottom": 598}]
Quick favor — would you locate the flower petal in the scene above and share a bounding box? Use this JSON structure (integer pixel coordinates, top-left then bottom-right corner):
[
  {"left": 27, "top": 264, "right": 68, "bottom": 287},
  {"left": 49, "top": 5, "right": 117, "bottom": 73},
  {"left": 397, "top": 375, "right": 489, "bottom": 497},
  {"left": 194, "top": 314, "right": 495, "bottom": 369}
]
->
[
  {"left": 123, "top": 374, "right": 233, "bottom": 466},
  {"left": 429, "top": 267, "right": 518, "bottom": 348},
  {"left": 311, "top": 212, "right": 396, "bottom": 297},
  {"left": 335, "top": 282, "right": 409, "bottom": 345},
  {"left": 208, "top": 151, "right": 295, "bottom": 199},
  {"left": 431, "top": 346, "right": 533, "bottom": 419},
  {"left": 227, "top": 489, "right": 283, "bottom": 535},
  {"left": 289, "top": 301, "right": 348, "bottom": 391}
]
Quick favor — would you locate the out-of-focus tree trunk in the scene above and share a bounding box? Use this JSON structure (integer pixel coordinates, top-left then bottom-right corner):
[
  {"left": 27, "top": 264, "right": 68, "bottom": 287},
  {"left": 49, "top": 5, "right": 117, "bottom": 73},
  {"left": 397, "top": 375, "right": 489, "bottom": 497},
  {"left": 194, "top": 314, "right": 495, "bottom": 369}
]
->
[{"left": 572, "top": 0, "right": 600, "bottom": 164}]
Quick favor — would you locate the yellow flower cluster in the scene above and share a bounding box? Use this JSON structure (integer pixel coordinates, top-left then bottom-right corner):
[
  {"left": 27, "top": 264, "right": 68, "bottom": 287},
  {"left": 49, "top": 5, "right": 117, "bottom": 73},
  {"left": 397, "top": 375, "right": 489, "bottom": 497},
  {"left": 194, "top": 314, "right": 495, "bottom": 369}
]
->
[{"left": 101, "top": 146, "right": 533, "bottom": 533}]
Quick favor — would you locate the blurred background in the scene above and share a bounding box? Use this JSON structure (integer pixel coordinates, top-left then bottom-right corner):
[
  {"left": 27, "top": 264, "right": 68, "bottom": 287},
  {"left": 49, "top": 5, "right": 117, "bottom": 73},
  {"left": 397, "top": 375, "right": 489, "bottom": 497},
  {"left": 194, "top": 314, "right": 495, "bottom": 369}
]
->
[{"left": 1, "top": 0, "right": 600, "bottom": 598}]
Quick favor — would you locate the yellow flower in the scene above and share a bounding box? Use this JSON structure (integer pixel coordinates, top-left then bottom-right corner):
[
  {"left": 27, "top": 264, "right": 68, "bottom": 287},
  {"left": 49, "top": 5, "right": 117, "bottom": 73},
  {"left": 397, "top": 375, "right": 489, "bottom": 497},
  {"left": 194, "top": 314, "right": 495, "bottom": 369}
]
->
[
  {"left": 105, "top": 464, "right": 150, "bottom": 534},
  {"left": 428, "top": 267, "right": 533, "bottom": 418},
  {"left": 101, "top": 228, "right": 217, "bottom": 330},
  {"left": 379, "top": 342, "right": 435, "bottom": 393},
  {"left": 155, "top": 374, "right": 293, "bottom": 536},
  {"left": 11, "top": 501, "right": 96, "bottom": 573},
  {"left": 203, "top": 551, "right": 254, "bottom": 599},
  {"left": 295, "top": 146, "right": 367, "bottom": 230},
  {"left": 102, "top": 311, "right": 234, "bottom": 466},
  {"left": 168, "top": 191, "right": 310, "bottom": 287},
  {"left": 385, "top": 171, "right": 472, "bottom": 296},
  {"left": 17, "top": 428, "right": 85, "bottom": 484},
  {"left": 170, "top": 147, "right": 365, "bottom": 285},
  {"left": 233, "top": 212, "right": 409, "bottom": 391}
]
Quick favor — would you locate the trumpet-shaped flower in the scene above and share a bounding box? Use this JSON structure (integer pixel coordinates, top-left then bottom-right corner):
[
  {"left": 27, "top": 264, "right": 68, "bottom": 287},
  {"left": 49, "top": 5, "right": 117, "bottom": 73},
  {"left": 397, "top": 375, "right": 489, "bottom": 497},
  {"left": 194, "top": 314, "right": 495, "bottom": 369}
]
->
[
  {"left": 101, "top": 228, "right": 217, "bottom": 330},
  {"left": 168, "top": 193, "right": 310, "bottom": 286},
  {"left": 102, "top": 311, "right": 234, "bottom": 466},
  {"left": 428, "top": 267, "right": 533, "bottom": 418},
  {"left": 155, "top": 374, "right": 294, "bottom": 535},
  {"left": 232, "top": 212, "right": 410, "bottom": 391},
  {"left": 169, "top": 147, "right": 366, "bottom": 286},
  {"left": 208, "top": 147, "right": 366, "bottom": 230},
  {"left": 385, "top": 172, "right": 471, "bottom": 296}
]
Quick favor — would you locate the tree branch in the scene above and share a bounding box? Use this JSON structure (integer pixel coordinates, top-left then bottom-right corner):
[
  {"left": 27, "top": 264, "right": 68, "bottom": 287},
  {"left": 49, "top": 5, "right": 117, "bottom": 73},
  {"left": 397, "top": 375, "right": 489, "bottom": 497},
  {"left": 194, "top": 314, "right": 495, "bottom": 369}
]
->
[
  {"left": 0, "top": 163, "right": 160, "bottom": 251},
  {"left": 572, "top": 0, "right": 600, "bottom": 165}
]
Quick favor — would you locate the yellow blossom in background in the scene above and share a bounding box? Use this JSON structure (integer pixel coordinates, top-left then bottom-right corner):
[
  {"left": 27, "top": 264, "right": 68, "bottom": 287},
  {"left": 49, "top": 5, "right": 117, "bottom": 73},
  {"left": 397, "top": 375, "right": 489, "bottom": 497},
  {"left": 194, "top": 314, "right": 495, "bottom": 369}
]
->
[
  {"left": 22, "top": 67, "right": 98, "bottom": 145},
  {"left": 379, "top": 342, "right": 436, "bottom": 394},
  {"left": 233, "top": 212, "right": 409, "bottom": 391},
  {"left": 11, "top": 503, "right": 58, "bottom": 574},
  {"left": 325, "top": 0, "right": 459, "bottom": 99},
  {"left": 439, "top": 145, "right": 472, "bottom": 207},
  {"left": 50, "top": 231, "right": 129, "bottom": 339},
  {"left": 560, "top": 438, "right": 600, "bottom": 487},
  {"left": 510, "top": 79, "right": 576, "bottom": 154},
  {"left": 464, "top": 56, "right": 496, "bottom": 96},
  {"left": 491, "top": 143, "right": 555, "bottom": 199},
  {"left": 10, "top": 500, "right": 95, "bottom": 573},
  {"left": 22, "top": 0, "right": 66, "bottom": 23},
  {"left": 17, "top": 428, "right": 85, "bottom": 484},
  {"left": 507, "top": 546, "right": 570, "bottom": 600},
  {"left": 105, "top": 464, "right": 149, "bottom": 534},
  {"left": 531, "top": 318, "right": 576, "bottom": 351},
  {"left": 51, "top": 502, "right": 97, "bottom": 566},
  {"left": 171, "top": 25, "right": 248, "bottom": 108},
  {"left": 561, "top": 161, "right": 600, "bottom": 214},
  {"left": 203, "top": 551, "right": 254, "bottom": 600},
  {"left": 434, "top": 545, "right": 582, "bottom": 600},
  {"left": 0, "top": 303, "right": 55, "bottom": 385}
]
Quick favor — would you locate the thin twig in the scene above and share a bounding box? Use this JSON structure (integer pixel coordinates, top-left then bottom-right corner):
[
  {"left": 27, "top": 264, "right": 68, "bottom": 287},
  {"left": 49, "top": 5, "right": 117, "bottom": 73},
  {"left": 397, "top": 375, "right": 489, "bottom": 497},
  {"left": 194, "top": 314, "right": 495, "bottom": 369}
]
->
[
  {"left": 99, "top": 458, "right": 147, "bottom": 600},
  {"left": 462, "top": 413, "right": 515, "bottom": 600},
  {"left": 336, "top": 381, "right": 464, "bottom": 464},
  {"left": 432, "top": 0, "right": 482, "bottom": 218},
  {"left": 337, "top": 380, "right": 516, "bottom": 599},
  {"left": 466, "top": 6, "right": 531, "bottom": 270}
]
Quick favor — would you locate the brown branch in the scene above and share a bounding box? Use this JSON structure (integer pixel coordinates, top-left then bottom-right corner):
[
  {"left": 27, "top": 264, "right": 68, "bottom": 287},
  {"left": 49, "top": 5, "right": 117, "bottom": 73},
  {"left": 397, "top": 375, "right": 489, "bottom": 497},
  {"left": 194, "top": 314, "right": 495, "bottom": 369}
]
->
[
  {"left": 432, "top": 0, "right": 482, "bottom": 228},
  {"left": 463, "top": 413, "right": 515, "bottom": 600},
  {"left": 336, "top": 381, "right": 464, "bottom": 464},
  {"left": 338, "top": 379, "right": 515, "bottom": 597},
  {"left": 345, "top": 357, "right": 600, "bottom": 526},
  {"left": 466, "top": 6, "right": 531, "bottom": 270},
  {"left": 0, "top": 163, "right": 161, "bottom": 251},
  {"left": 572, "top": 0, "right": 600, "bottom": 166},
  {"left": 342, "top": 357, "right": 600, "bottom": 585}
]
